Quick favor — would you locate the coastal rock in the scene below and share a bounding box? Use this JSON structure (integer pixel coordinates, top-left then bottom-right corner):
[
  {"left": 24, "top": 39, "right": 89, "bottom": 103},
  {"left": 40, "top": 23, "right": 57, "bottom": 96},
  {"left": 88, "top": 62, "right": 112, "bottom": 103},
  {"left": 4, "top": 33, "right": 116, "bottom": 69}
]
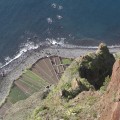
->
[
  {"left": 79, "top": 43, "right": 115, "bottom": 89},
  {"left": 96, "top": 43, "right": 109, "bottom": 54}
]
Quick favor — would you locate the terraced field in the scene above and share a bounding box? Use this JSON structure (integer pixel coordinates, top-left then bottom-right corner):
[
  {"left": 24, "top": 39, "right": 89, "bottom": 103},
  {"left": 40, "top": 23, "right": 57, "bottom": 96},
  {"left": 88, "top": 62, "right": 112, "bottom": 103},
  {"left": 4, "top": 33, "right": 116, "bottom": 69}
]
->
[
  {"left": 8, "top": 86, "right": 29, "bottom": 104},
  {"left": 0, "top": 56, "right": 73, "bottom": 117}
]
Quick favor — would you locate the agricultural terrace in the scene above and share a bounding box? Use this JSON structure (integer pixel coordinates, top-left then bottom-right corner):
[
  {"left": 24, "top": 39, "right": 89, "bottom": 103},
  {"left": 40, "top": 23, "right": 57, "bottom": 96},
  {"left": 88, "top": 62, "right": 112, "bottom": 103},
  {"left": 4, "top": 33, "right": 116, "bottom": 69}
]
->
[{"left": 0, "top": 56, "right": 73, "bottom": 117}]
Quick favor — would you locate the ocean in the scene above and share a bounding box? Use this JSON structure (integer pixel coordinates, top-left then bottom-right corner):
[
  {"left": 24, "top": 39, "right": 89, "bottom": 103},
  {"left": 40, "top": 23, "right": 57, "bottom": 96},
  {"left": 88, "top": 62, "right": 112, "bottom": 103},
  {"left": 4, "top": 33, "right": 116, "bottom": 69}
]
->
[{"left": 0, "top": 0, "right": 120, "bottom": 65}]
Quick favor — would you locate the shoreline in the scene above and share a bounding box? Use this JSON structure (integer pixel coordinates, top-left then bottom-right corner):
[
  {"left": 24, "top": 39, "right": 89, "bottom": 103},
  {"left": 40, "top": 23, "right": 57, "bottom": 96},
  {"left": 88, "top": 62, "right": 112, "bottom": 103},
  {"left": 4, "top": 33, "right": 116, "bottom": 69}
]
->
[
  {"left": 1, "top": 44, "right": 120, "bottom": 73},
  {"left": 0, "top": 45, "right": 119, "bottom": 107},
  {"left": 1, "top": 42, "right": 120, "bottom": 72}
]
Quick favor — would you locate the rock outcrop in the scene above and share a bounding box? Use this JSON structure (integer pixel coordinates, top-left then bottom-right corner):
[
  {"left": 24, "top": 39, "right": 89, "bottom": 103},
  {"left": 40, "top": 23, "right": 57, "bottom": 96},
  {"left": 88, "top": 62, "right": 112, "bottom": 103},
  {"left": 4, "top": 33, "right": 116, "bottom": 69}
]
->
[
  {"left": 79, "top": 43, "right": 115, "bottom": 89},
  {"left": 58, "top": 43, "right": 115, "bottom": 99},
  {"left": 99, "top": 60, "right": 120, "bottom": 120}
]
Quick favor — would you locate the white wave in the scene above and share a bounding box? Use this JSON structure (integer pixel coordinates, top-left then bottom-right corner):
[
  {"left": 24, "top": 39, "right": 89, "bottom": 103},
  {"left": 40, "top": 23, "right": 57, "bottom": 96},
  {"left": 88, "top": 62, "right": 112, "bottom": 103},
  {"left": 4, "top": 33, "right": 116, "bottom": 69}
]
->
[
  {"left": 5, "top": 56, "right": 11, "bottom": 62},
  {"left": 46, "top": 38, "right": 65, "bottom": 46},
  {"left": 0, "top": 63, "right": 3, "bottom": 68},
  {"left": 62, "top": 44, "right": 120, "bottom": 49},
  {"left": 58, "top": 5, "right": 63, "bottom": 10},
  {"left": 86, "top": 45, "right": 120, "bottom": 49},
  {"left": 46, "top": 38, "right": 120, "bottom": 49},
  {"left": 47, "top": 17, "right": 53, "bottom": 24},
  {"left": 56, "top": 15, "right": 63, "bottom": 20},
  {"left": 108, "top": 45, "right": 120, "bottom": 49},
  {"left": 51, "top": 3, "right": 57, "bottom": 9},
  {"left": 1, "top": 42, "right": 39, "bottom": 68},
  {"left": 51, "top": 3, "right": 63, "bottom": 10}
]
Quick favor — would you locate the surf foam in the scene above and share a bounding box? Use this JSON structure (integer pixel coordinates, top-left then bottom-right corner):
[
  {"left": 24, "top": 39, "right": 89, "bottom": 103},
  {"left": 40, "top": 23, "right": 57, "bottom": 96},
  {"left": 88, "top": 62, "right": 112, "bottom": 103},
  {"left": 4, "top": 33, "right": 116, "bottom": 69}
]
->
[{"left": 1, "top": 41, "right": 39, "bottom": 68}]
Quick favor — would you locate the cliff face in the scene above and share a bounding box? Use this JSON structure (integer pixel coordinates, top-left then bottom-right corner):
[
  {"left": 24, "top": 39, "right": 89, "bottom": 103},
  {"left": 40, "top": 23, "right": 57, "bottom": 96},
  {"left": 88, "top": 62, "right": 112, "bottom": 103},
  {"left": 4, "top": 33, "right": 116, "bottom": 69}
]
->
[{"left": 99, "top": 60, "right": 120, "bottom": 120}]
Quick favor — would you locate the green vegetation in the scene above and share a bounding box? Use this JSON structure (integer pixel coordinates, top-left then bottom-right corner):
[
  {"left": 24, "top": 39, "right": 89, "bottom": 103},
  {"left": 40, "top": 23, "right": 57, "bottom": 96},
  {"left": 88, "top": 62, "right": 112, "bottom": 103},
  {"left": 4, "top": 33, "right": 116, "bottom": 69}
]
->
[
  {"left": 100, "top": 76, "right": 111, "bottom": 93},
  {"left": 61, "top": 82, "right": 71, "bottom": 90},
  {"left": 86, "top": 96, "right": 98, "bottom": 106},
  {"left": 79, "top": 44, "right": 115, "bottom": 89},
  {"left": 33, "top": 106, "right": 49, "bottom": 116},
  {"left": 24, "top": 70, "right": 48, "bottom": 86},
  {"left": 65, "top": 105, "right": 83, "bottom": 116},
  {"left": 30, "top": 91, "right": 99, "bottom": 120},
  {"left": 8, "top": 86, "right": 29, "bottom": 104},
  {"left": 19, "top": 70, "right": 47, "bottom": 93},
  {"left": 69, "top": 64, "right": 79, "bottom": 75},
  {"left": 93, "top": 111, "right": 97, "bottom": 118},
  {"left": 62, "top": 58, "right": 73, "bottom": 65},
  {"left": 80, "top": 78, "right": 94, "bottom": 90}
]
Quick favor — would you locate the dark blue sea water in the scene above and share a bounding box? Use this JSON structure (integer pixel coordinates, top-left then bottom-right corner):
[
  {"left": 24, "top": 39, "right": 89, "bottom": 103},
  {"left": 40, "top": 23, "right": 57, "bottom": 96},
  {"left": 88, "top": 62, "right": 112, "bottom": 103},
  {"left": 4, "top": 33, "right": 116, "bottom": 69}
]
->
[{"left": 0, "top": 0, "right": 120, "bottom": 65}]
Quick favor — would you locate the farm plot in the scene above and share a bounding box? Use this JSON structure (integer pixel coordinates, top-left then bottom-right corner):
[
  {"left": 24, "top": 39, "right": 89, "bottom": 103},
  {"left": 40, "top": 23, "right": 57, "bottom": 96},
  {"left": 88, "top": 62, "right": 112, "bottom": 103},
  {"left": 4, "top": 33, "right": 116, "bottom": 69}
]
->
[
  {"left": 0, "top": 70, "right": 48, "bottom": 116},
  {"left": 31, "top": 57, "right": 59, "bottom": 84},
  {"left": 47, "top": 56, "right": 73, "bottom": 79},
  {"left": 44, "top": 58, "right": 59, "bottom": 83},
  {"left": 58, "top": 65, "right": 64, "bottom": 73},
  {"left": 54, "top": 56, "right": 61, "bottom": 65},
  {"left": 7, "top": 85, "right": 29, "bottom": 104},
  {"left": 8, "top": 70, "right": 48, "bottom": 104}
]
